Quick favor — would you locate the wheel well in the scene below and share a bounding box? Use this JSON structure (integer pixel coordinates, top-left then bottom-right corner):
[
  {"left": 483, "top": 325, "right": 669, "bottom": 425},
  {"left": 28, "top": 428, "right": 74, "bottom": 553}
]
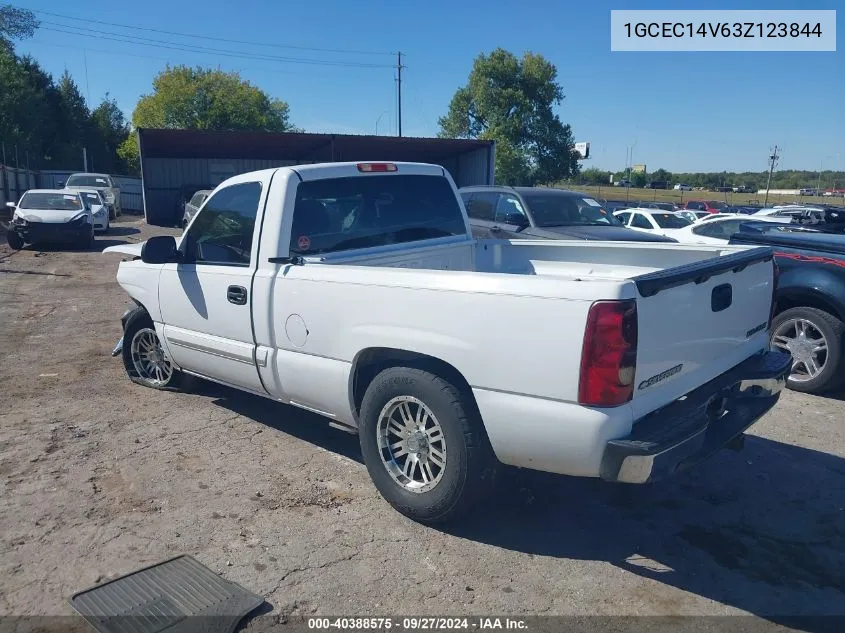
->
[
  {"left": 776, "top": 292, "right": 844, "bottom": 323},
  {"left": 350, "top": 348, "right": 478, "bottom": 421}
]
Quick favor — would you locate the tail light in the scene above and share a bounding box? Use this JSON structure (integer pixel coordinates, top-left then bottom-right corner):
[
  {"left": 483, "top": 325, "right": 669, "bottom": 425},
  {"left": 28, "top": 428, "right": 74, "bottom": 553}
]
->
[
  {"left": 578, "top": 300, "right": 638, "bottom": 407},
  {"left": 357, "top": 163, "right": 397, "bottom": 173},
  {"left": 768, "top": 259, "right": 779, "bottom": 329}
]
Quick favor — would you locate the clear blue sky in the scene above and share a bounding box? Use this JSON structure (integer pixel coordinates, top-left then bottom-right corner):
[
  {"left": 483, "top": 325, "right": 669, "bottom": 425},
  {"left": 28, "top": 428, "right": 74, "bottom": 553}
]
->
[{"left": 12, "top": 0, "right": 844, "bottom": 173}]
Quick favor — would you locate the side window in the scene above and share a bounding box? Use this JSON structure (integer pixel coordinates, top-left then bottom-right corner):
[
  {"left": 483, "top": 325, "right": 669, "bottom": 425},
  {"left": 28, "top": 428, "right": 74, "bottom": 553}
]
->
[
  {"left": 630, "top": 213, "right": 652, "bottom": 229},
  {"left": 494, "top": 194, "right": 527, "bottom": 224},
  {"left": 693, "top": 220, "right": 740, "bottom": 238},
  {"left": 687, "top": 201, "right": 704, "bottom": 211},
  {"left": 182, "top": 182, "right": 262, "bottom": 266},
  {"left": 465, "top": 192, "right": 496, "bottom": 221},
  {"left": 616, "top": 212, "right": 631, "bottom": 224}
]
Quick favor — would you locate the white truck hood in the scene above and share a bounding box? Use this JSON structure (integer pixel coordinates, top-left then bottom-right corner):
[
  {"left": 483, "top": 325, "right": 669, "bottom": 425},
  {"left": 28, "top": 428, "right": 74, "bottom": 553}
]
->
[
  {"left": 103, "top": 242, "right": 144, "bottom": 257},
  {"left": 14, "top": 209, "right": 90, "bottom": 224}
]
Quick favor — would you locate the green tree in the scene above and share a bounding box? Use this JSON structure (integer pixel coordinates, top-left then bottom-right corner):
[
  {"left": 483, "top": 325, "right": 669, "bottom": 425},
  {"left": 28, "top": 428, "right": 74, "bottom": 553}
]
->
[
  {"left": 579, "top": 167, "right": 612, "bottom": 186},
  {"left": 650, "top": 168, "right": 672, "bottom": 184},
  {"left": 119, "top": 65, "right": 297, "bottom": 171},
  {"left": 89, "top": 95, "right": 131, "bottom": 173},
  {"left": 630, "top": 170, "right": 647, "bottom": 188},
  {"left": 438, "top": 48, "right": 578, "bottom": 186},
  {"left": 0, "top": 4, "right": 38, "bottom": 47}
]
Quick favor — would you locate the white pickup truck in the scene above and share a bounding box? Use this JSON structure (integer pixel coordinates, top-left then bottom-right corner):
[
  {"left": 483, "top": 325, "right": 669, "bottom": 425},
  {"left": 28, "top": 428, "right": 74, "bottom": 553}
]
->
[{"left": 105, "top": 162, "right": 791, "bottom": 524}]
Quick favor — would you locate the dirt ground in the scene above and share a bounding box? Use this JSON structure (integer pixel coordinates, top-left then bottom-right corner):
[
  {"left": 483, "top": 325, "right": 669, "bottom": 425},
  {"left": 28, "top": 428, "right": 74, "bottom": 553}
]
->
[{"left": 1, "top": 218, "right": 843, "bottom": 630}]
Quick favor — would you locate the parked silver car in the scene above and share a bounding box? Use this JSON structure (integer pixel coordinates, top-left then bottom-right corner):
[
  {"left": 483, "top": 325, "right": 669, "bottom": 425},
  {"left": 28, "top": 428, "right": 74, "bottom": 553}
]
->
[
  {"left": 64, "top": 173, "right": 122, "bottom": 219},
  {"left": 182, "top": 189, "right": 212, "bottom": 228}
]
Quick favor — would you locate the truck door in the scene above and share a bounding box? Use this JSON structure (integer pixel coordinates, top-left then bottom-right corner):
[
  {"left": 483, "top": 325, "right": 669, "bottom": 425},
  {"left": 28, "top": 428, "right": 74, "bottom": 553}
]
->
[{"left": 158, "top": 180, "right": 267, "bottom": 394}]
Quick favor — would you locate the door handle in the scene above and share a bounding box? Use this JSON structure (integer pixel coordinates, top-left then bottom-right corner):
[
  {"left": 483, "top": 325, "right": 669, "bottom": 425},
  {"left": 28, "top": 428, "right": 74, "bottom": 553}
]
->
[
  {"left": 227, "top": 285, "right": 248, "bottom": 305},
  {"left": 490, "top": 226, "right": 502, "bottom": 233}
]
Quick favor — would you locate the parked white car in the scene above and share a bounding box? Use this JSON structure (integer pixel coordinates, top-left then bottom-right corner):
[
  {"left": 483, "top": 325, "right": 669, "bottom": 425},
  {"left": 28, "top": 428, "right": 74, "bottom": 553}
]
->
[
  {"left": 671, "top": 215, "right": 790, "bottom": 245},
  {"left": 612, "top": 208, "right": 693, "bottom": 238},
  {"left": 72, "top": 188, "right": 110, "bottom": 233},
  {"left": 104, "top": 161, "right": 789, "bottom": 524},
  {"left": 6, "top": 189, "right": 95, "bottom": 250},
  {"left": 674, "top": 183, "right": 693, "bottom": 191}
]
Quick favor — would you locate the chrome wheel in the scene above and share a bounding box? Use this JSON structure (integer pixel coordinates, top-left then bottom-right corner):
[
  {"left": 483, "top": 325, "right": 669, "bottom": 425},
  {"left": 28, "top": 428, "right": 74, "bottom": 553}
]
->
[
  {"left": 130, "top": 327, "right": 174, "bottom": 387},
  {"left": 377, "top": 396, "right": 447, "bottom": 493},
  {"left": 771, "top": 318, "right": 828, "bottom": 383}
]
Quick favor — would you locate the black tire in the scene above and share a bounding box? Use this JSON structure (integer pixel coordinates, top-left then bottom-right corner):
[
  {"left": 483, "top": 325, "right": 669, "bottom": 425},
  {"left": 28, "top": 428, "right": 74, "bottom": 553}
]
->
[
  {"left": 358, "top": 366, "right": 494, "bottom": 525},
  {"left": 771, "top": 306, "right": 845, "bottom": 394},
  {"left": 77, "top": 229, "right": 94, "bottom": 250},
  {"left": 122, "top": 309, "right": 188, "bottom": 391},
  {"left": 7, "top": 230, "right": 24, "bottom": 250}
]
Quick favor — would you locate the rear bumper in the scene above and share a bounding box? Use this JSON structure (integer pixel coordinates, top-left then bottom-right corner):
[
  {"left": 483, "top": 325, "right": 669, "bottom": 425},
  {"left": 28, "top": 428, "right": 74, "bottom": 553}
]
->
[{"left": 600, "top": 350, "right": 792, "bottom": 484}]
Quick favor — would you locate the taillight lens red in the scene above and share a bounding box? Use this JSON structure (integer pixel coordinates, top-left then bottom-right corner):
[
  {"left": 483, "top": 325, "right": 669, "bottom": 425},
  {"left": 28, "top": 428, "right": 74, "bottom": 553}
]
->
[
  {"left": 768, "top": 259, "right": 779, "bottom": 328},
  {"left": 578, "top": 300, "right": 638, "bottom": 407}
]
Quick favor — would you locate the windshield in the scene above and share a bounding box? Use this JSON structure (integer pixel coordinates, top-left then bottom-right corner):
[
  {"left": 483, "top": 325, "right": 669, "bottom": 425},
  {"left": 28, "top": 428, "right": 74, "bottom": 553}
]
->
[
  {"left": 66, "top": 175, "right": 109, "bottom": 188},
  {"left": 19, "top": 192, "right": 82, "bottom": 211},
  {"left": 521, "top": 193, "right": 622, "bottom": 227},
  {"left": 79, "top": 192, "right": 102, "bottom": 207},
  {"left": 676, "top": 211, "right": 699, "bottom": 223},
  {"left": 652, "top": 213, "right": 692, "bottom": 228}
]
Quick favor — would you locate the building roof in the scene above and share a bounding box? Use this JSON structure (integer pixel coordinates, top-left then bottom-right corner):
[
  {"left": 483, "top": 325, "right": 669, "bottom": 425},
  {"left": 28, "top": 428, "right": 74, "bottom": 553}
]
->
[{"left": 137, "top": 128, "right": 493, "bottom": 162}]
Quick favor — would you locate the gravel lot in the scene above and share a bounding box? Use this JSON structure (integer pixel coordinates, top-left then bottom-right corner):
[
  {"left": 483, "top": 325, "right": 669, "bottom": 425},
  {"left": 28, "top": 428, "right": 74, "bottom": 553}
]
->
[{"left": 1, "top": 218, "right": 844, "bottom": 630}]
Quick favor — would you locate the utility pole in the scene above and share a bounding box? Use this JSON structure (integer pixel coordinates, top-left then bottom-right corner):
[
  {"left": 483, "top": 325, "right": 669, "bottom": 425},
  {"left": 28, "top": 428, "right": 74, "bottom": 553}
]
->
[
  {"left": 395, "top": 51, "right": 403, "bottom": 137},
  {"left": 764, "top": 145, "right": 779, "bottom": 207},
  {"left": 83, "top": 147, "right": 88, "bottom": 171}
]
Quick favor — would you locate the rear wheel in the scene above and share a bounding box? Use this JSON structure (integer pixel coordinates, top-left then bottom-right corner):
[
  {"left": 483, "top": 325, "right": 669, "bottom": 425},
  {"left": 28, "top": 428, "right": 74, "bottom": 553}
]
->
[
  {"left": 122, "top": 310, "right": 187, "bottom": 390},
  {"left": 358, "top": 366, "right": 494, "bottom": 524},
  {"left": 7, "top": 230, "right": 24, "bottom": 250},
  {"left": 771, "top": 306, "right": 845, "bottom": 394}
]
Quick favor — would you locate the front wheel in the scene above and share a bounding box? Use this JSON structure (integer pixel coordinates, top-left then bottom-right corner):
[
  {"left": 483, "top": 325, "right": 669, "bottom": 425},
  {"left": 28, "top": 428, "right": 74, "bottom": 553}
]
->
[
  {"left": 358, "top": 366, "right": 494, "bottom": 524},
  {"left": 122, "top": 310, "right": 187, "bottom": 390},
  {"left": 7, "top": 230, "right": 24, "bottom": 250},
  {"left": 771, "top": 306, "right": 845, "bottom": 394}
]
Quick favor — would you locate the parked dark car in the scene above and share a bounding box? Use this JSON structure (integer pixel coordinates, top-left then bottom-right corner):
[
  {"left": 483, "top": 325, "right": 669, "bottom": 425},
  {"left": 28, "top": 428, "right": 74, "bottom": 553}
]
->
[
  {"left": 603, "top": 199, "right": 642, "bottom": 214},
  {"left": 639, "top": 201, "right": 681, "bottom": 212},
  {"left": 797, "top": 206, "right": 845, "bottom": 233},
  {"left": 729, "top": 229, "right": 845, "bottom": 394},
  {"left": 458, "top": 186, "right": 676, "bottom": 242},
  {"left": 644, "top": 181, "right": 668, "bottom": 189}
]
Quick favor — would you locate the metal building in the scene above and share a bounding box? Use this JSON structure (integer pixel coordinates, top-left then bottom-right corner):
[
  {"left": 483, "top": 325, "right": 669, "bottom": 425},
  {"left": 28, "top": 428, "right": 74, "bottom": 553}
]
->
[{"left": 137, "top": 128, "right": 496, "bottom": 226}]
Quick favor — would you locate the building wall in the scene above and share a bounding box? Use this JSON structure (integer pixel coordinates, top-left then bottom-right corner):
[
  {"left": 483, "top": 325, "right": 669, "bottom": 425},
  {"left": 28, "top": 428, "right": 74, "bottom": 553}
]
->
[{"left": 141, "top": 148, "right": 494, "bottom": 226}]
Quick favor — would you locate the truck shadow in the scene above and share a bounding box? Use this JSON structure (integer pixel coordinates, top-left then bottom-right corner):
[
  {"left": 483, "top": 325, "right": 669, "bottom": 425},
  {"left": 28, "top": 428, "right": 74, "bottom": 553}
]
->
[
  {"left": 202, "top": 383, "right": 845, "bottom": 629},
  {"left": 445, "top": 436, "right": 845, "bottom": 631},
  {"left": 200, "top": 381, "right": 364, "bottom": 465}
]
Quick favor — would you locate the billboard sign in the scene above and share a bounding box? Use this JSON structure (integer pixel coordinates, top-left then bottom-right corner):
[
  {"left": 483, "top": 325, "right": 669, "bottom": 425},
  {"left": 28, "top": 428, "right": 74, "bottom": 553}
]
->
[
  {"left": 632, "top": 164, "right": 647, "bottom": 174},
  {"left": 574, "top": 142, "right": 590, "bottom": 159}
]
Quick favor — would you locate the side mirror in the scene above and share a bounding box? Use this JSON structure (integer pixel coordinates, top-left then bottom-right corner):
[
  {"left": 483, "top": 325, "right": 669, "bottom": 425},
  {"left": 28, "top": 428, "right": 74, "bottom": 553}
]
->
[
  {"left": 503, "top": 213, "right": 529, "bottom": 226},
  {"left": 5, "top": 201, "right": 15, "bottom": 209},
  {"left": 141, "top": 235, "right": 181, "bottom": 264}
]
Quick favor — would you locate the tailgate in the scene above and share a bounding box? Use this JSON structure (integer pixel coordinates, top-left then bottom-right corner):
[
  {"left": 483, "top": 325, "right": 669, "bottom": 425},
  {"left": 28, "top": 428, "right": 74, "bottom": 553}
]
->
[{"left": 629, "top": 247, "right": 776, "bottom": 420}]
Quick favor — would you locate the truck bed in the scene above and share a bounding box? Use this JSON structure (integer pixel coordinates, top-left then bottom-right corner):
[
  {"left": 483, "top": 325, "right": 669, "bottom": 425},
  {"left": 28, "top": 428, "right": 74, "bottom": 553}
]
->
[{"left": 309, "top": 236, "right": 765, "bottom": 285}]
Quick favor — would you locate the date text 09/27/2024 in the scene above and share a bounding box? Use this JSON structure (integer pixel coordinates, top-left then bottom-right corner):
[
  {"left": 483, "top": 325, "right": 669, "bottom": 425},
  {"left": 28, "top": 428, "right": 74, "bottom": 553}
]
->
[{"left": 307, "top": 617, "right": 528, "bottom": 630}]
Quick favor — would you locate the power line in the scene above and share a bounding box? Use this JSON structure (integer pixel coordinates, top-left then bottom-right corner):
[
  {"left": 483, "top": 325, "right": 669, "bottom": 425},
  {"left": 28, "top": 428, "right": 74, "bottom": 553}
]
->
[
  {"left": 36, "top": 40, "right": 365, "bottom": 80},
  {"left": 38, "top": 25, "right": 393, "bottom": 68},
  {"left": 30, "top": 7, "right": 394, "bottom": 56}
]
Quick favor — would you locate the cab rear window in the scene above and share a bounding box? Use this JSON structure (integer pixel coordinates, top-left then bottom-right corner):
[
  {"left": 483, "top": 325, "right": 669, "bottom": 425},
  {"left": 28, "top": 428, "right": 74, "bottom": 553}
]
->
[{"left": 289, "top": 175, "right": 466, "bottom": 255}]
